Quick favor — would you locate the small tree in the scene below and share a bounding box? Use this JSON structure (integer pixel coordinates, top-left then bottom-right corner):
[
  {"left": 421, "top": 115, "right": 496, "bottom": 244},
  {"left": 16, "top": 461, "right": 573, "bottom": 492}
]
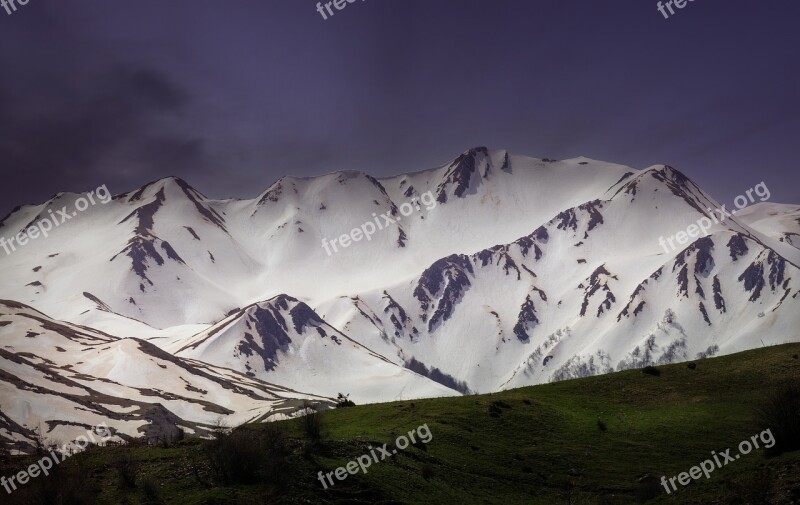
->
[
  {"left": 302, "top": 402, "right": 323, "bottom": 447},
  {"left": 211, "top": 417, "right": 230, "bottom": 440},
  {"left": 32, "top": 424, "right": 47, "bottom": 456}
]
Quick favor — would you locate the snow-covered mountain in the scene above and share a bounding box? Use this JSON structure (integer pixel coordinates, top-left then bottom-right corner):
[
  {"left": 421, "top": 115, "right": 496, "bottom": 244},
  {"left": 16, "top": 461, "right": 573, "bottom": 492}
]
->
[
  {"left": 0, "top": 299, "right": 331, "bottom": 453},
  {"left": 1, "top": 147, "right": 798, "bottom": 451},
  {"left": 168, "top": 295, "right": 456, "bottom": 401},
  {"left": 737, "top": 203, "right": 800, "bottom": 250}
]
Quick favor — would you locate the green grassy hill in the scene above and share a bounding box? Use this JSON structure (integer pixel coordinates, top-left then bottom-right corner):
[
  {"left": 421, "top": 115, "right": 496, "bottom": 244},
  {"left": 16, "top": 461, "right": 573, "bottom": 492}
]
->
[{"left": 3, "top": 343, "right": 800, "bottom": 504}]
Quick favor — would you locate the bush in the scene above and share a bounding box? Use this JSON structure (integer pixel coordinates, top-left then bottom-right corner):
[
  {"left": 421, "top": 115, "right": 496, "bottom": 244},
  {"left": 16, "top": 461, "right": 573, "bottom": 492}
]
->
[
  {"left": 203, "top": 423, "right": 289, "bottom": 486},
  {"left": 115, "top": 451, "right": 139, "bottom": 489},
  {"left": 140, "top": 477, "right": 163, "bottom": 505},
  {"left": 597, "top": 419, "right": 607, "bottom": 432},
  {"left": 636, "top": 474, "right": 662, "bottom": 501},
  {"left": 722, "top": 468, "right": 775, "bottom": 504},
  {"left": 687, "top": 362, "right": 697, "bottom": 370},
  {"left": 336, "top": 393, "right": 356, "bottom": 408},
  {"left": 302, "top": 402, "right": 324, "bottom": 447},
  {"left": 32, "top": 426, "right": 47, "bottom": 457},
  {"left": 642, "top": 366, "right": 661, "bottom": 376},
  {"left": 488, "top": 399, "right": 512, "bottom": 417},
  {"left": 3, "top": 453, "right": 99, "bottom": 505},
  {"left": 755, "top": 382, "right": 800, "bottom": 456},
  {"left": 421, "top": 464, "right": 435, "bottom": 481}
]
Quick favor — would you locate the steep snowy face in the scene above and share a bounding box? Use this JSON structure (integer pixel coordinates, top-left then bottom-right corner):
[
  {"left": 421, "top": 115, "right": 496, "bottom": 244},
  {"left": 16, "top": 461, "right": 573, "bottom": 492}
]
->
[
  {"left": 170, "top": 295, "right": 459, "bottom": 403},
  {"left": 316, "top": 163, "right": 800, "bottom": 393},
  {"left": 0, "top": 147, "right": 798, "bottom": 442}
]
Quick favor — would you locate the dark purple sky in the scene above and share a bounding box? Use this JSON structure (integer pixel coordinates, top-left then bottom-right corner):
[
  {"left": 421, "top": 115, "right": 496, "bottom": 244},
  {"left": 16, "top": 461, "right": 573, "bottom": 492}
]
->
[{"left": 0, "top": 0, "right": 798, "bottom": 217}]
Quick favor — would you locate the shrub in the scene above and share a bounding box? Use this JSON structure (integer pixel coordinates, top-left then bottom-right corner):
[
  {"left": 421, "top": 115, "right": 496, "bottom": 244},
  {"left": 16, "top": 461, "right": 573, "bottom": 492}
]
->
[
  {"left": 687, "top": 362, "right": 697, "bottom": 370},
  {"left": 642, "top": 366, "right": 661, "bottom": 376},
  {"left": 211, "top": 417, "right": 230, "bottom": 440},
  {"left": 597, "top": 419, "right": 607, "bottom": 432},
  {"left": 115, "top": 451, "right": 139, "bottom": 489},
  {"left": 489, "top": 399, "right": 512, "bottom": 417},
  {"left": 722, "top": 468, "right": 775, "bottom": 504},
  {"left": 421, "top": 464, "right": 435, "bottom": 481},
  {"left": 754, "top": 382, "right": 800, "bottom": 456},
  {"left": 302, "top": 402, "right": 324, "bottom": 446},
  {"left": 636, "top": 474, "right": 661, "bottom": 501},
  {"left": 336, "top": 393, "right": 356, "bottom": 408},
  {"left": 140, "top": 477, "right": 163, "bottom": 505},
  {"left": 204, "top": 424, "right": 289, "bottom": 486},
  {"left": 4, "top": 454, "right": 99, "bottom": 505},
  {"left": 32, "top": 426, "right": 47, "bottom": 457}
]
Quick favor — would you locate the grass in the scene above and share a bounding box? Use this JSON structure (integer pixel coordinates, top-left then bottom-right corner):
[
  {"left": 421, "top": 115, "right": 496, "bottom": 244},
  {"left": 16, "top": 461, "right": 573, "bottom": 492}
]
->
[{"left": 2, "top": 343, "right": 799, "bottom": 504}]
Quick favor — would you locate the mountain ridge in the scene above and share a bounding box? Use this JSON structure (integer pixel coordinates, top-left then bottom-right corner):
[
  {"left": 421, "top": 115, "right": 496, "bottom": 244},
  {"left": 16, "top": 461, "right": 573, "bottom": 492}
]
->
[{"left": 1, "top": 147, "right": 798, "bottom": 448}]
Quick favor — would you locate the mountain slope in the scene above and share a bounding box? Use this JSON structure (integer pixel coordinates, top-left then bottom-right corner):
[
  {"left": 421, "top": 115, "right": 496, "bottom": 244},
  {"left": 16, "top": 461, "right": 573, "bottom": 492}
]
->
[
  {"left": 169, "top": 295, "right": 458, "bottom": 402},
  {"left": 4, "top": 343, "right": 798, "bottom": 505},
  {"left": 0, "top": 147, "right": 798, "bottom": 430},
  {"left": 317, "top": 165, "right": 800, "bottom": 392},
  {"left": 0, "top": 300, "right": 330, "bottom": 453}
]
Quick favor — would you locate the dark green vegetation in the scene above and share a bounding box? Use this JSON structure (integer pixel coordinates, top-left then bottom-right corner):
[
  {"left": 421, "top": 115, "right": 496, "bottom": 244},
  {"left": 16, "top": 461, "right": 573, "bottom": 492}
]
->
[{"left": 2, "top": 343, "right": 799, "bottom": 504}]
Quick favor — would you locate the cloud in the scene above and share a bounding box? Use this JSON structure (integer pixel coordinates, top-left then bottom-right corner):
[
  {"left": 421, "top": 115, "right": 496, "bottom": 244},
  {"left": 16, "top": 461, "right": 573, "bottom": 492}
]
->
[{"left": 0, "top": 64, "right": 206, "bottom": 203}]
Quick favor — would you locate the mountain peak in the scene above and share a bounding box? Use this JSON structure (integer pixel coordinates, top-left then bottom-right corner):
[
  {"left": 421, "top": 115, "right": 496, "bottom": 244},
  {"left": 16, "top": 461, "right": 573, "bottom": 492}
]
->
[
  {"left": 652, "top": 164, "right": 692, "bottom": 188},
  {"left": 435, "top": 147, "right": 495, "bottom": 203},
  {"left": 120, "top": 176, "right": 201, "bottom": 203},
  {"left": 460, "top": 146, "right": 490, "bottom": 157}
]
